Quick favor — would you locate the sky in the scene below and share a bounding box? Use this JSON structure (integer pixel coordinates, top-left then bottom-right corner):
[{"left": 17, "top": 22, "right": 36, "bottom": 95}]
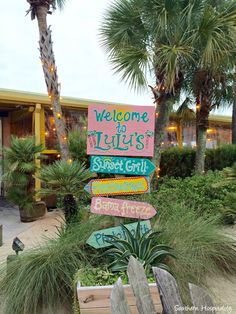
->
[{"left": 0, "top": 0, "right": 231, "bottom": 114}]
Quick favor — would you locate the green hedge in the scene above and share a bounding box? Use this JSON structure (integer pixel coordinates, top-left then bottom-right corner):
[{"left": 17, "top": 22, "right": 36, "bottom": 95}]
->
[{"left": 160, "top": 144, "right": 236, "bottom": 178}]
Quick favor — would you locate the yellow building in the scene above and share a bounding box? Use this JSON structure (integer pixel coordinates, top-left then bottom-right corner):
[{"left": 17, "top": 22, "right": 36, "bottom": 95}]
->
[{"left": 0, "top": 88, "right": 232, "bottom": 195}]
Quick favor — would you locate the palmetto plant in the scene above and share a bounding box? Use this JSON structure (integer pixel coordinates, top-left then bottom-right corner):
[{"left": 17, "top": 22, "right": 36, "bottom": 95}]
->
[
  {"left": 2, "top": 136, "right": 43, "bottom": 212},
  {"left": 104, "top": 222, "right": 175, "bottom": 273},
  {"left": 39, "top": 160, "right": 93, "bottom": 224}
]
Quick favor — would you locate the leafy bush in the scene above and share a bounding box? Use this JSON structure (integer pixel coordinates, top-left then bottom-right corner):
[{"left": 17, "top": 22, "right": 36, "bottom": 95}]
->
[
  {"left": 160, "top": 144, "right": 236, "bottom": 178},
  {"left": 104, "top": 222, "right": 174, "bottom": 273},
  {"left": 153, "top": 171, "right": 236, "bottom": 223}
]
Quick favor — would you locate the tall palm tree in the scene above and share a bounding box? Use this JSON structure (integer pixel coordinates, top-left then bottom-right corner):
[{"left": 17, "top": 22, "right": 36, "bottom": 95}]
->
[
  {"left": 185, "top": 1, "right": 236, "bottom": 173},
  {"left": 100, "top": 0, "right": 194, "bottom": 179},
  {"left": 26, "top": 0, "right": 69, "bottom": 160},
  {"left": 101, "top": 0, "right": 236, "bottom": 177}
]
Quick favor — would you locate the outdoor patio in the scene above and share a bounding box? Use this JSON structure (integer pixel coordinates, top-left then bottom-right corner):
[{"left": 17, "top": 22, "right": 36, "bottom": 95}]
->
[{"left": 0, "top": 198, "right": 63, "bottom": 263}]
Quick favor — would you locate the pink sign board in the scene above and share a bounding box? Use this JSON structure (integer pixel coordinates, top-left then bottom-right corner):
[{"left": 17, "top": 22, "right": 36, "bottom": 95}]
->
[
  {"left": 87, "top": 104, "right": 155, "bottom": 156},
  {"left": 91, "top": 197, "right": 156, "bottom": 220}
]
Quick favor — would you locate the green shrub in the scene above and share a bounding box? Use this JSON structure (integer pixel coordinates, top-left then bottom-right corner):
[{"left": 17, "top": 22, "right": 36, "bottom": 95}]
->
[
  {"left": 155, "top": 171, "right": 236, "bottom": 222},
  {"left": 160, "top": 144, "right": 236, "bottom": 178},
  {"left": 160, "top": 147, "right": 195, "bottom": 178}
]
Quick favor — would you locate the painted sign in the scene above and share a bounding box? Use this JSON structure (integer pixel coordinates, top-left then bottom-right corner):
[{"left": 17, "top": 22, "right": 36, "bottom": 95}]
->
[
  {"left": 87, "top": 104, "right": 155, "bottom": 157},
  {"left": 86, "top": 220, "right": 151, "bottom": 248},
  {"left": 90, "top": 156, "right": 156, "bottom": 176},
  {"left": 84, "top": 176, "right": 150, "bottom": 196},
  {"left": 91, "top": 197, "right": 156, "bottom": 220}
]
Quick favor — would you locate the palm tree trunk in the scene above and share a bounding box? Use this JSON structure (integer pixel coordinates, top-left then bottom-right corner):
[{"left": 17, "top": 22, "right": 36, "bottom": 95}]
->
[
  {"left": 176, "top": 123, "right": 183, "bottom": 148},
  {"left": 232, "top": 100, "right": 236, "bottom": 144},
  {"left": 63, "top": 193, "right": 78, "bottom": 225},
  {"left": 195, "top": 125, "right": 206, "bottom": 174},
  {"left": 152, "top": 99, "right": 172, "bottom": 182},
  {"left": 195, "top": 97, "right": 211, "bottom": 174},
  {"left": 35, "top": 5, "right": 69, "bottom": 160}
]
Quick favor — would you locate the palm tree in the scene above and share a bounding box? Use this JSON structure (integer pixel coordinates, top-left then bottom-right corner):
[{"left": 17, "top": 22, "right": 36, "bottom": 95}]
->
[
  {"left": 26, "top": 0, "right": 69, "bottom": 160},
  {"left": 39, "top": 160, "right": 93, "bottom": 224},
  {"left": 101, "top": 0, "right": 236, "bottom": 177},
  {"left": 185, "top": 1, "right": 236, "bottom": 173},
  {"left": 100, "top": 0, "right": 194, "bottom": 179}
]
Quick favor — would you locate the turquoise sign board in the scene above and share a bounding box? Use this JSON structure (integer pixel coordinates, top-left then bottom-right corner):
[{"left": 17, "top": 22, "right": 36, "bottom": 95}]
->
[
  {"left": 90, "top": 156, "right": 156, "bottom": 176},
  {"left": 86, "top": 220, "right": 151, "bottom": 249}
]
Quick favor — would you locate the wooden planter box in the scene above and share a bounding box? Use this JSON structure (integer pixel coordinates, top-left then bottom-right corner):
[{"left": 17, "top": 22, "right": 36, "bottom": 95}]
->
[{"left": 77, "top": 282, "right": 162, "bottom": 314}]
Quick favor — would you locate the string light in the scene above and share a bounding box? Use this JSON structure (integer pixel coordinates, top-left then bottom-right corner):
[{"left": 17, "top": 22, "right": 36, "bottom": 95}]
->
[
  {"left": 196, "top": 104, "right": 200, "bottom": 110},
  {"left": 68, "top": 159, "right": 72, "bottom": 164},
  {"left": 57, "top": 113, "right": 61, "bottom": 119},
  {"left": 57, "top": 154, "right": 61, "bottom": 158},
  {"left": 45, "top": 131, "right": 49, "bottom": 136},
  {"left": 50, "top": 107, "right": 53, "bottom": 110},
  {"left": 63, "top": 136, "right": 67, "bottom": 140},
  {"left": 53, "top": 128, "right": 56, "bottom": 131}
]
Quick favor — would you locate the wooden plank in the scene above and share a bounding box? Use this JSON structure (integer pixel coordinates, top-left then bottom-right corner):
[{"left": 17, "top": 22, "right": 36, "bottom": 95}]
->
[
  {"left": 90, "top": 156, "right": 156, "bottom": 176},
  {"left": 77, "top": 284, "right": 162, "bottom": 313},
  {"left": 87, "top": 104, "right": 155, "bottom": 157},
  {"left": 152, "top": 267, "right": 184, "bottom": 314},
  {"left": 80, "top": 305, "right": 162, "bottom": 314},
  {"left": 90, "top": 197, "right": 156, "bottom": 220},
  {"left": 86, "top": 221, "right": 151, "bottom": 249},
  {"left": 110, "top": 278, "right": 131, "bottom": 314},
  {"left": 84, "top": 177, "right": 150, "bottom": 197},
  {"left": 189, "top": 283, "right": 215, "bottom": 314},
  {"left": 127, "top": 256, "right": 156, "bottom": 314}
]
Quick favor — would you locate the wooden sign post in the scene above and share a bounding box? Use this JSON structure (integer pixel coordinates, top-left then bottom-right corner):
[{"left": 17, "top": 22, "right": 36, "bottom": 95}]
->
[
  {"left": 86, "top": 103, "right": 156, "bottom": 249},
  {"left": 91, "top": 197, "right": 156, "bottom": 220}
]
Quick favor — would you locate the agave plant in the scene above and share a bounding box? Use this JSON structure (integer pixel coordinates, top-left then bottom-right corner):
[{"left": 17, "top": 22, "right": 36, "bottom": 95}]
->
[
  {"left": 39, "top": 160, "right": 93, "bottom": 224},
  {"left": 104, "top": 222, "right": 175, "bottom": 273}
]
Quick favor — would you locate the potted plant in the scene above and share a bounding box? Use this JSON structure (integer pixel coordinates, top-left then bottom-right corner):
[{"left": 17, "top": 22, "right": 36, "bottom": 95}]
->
[{"left": 2, "top": 136, "right": 46, "bottom": 222}]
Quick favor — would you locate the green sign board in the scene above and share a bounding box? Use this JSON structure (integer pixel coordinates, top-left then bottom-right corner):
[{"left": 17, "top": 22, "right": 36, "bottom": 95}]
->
[
  {"left": 86, "top": 220, "right": 151, "bottom": 249},
  {"left": 90, "top": 156, "right": 156, "bottom": 176}
]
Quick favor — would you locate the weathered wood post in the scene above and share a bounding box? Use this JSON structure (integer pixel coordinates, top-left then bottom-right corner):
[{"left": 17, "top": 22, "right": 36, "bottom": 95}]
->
[
  {"left": 189, "top": 283, "right": 215, "bottom": 314},
  {"left": 0, "top": 224, "right": 2, "bottom": 246},
  {"left": 110, "top": 278, "right": 131, "bottom": 314},
  {"left": 153, "top": 266, "right": 184, "bottom": 314},
  {"left": 127, "top": 256, "right": 156, "bottom": 314}
]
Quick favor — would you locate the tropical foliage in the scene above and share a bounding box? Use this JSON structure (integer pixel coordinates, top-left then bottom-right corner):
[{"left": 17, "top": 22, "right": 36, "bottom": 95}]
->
[
  {"left": 104, "top": 222, "right": 175, "bottom": 273},
  {"left": 39, "top": 160, "right": 93, "bottom": 224},
  {"left": 101, "top": 0, "right": 236, "bottom": 174},
  {"left": 1, "top": 136, "right": 43, "bottom": 211}
]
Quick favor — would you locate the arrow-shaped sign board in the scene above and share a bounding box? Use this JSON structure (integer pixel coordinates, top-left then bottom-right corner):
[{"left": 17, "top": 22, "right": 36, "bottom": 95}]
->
[
  {"left": 90, "top": 156, "right": 156, "bottom": 176},
  {"left": 84, "top": 176, "right": 150, "bottom": 196},
  {"left": 91, "top": 197, "right": 156, "bottom": 220},
  {"left": 86, "top": 220, "right": 151, "bottom": 249}
]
